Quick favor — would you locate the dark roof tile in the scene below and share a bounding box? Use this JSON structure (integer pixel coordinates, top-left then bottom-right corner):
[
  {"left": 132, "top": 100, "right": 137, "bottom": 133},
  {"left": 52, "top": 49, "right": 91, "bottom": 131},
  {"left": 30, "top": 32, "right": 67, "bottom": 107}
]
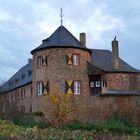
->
[
  {"left": 31, "top": 25, "right": 91, "bottom": 54},
  {"left": 1, "top": 61, "right": 32, "bottom": 92},
  {"left": 90, "top": 49, "right": 140, "bottom": 73}
]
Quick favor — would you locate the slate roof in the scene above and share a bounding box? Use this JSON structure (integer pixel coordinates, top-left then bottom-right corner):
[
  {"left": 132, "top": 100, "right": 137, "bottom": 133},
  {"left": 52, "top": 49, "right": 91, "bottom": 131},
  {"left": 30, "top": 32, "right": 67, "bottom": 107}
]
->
[
  {"left": 1, "top": 61, "right": 32, "bottom": 93},
  {"left": 31, "top": 25, "right": 91, "bottom": 54},
  {"left": 1, "top": 26, "right": 139, "bottom": 93},
  {"left": 90, "top": 49, "right": 140, "bottom": 73}
]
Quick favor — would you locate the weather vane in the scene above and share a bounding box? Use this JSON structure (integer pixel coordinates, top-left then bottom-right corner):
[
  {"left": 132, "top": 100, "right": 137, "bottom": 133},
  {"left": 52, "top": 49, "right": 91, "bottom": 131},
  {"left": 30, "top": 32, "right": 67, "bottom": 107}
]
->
[{"left": 60, "top": 8, "right": 64, "bottom": 25}]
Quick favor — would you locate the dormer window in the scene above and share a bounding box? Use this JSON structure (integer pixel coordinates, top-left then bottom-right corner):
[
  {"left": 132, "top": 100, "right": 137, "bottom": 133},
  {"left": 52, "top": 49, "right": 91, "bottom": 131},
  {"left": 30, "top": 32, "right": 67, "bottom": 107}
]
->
[
  {"left": 15, "top": 78, "right": 19, "bottom": 84},
  {"left": 28, "top": 70, "right": 32, "bottom": 76},
  {"left": 73, "top": 54, "right": 79, "bottom": 65},
  {"left": 9, "top": 81, "right": 13, "bottom": 86},
  {"left": 21, "top": 74, "right": 26, "bottom": 80}
]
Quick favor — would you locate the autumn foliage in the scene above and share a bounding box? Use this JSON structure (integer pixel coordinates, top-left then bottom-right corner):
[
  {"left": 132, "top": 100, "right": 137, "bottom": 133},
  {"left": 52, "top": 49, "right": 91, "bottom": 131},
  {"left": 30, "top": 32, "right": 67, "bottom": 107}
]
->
[{"left": 42, "top": 87, "right": 78, "bottom": 126}]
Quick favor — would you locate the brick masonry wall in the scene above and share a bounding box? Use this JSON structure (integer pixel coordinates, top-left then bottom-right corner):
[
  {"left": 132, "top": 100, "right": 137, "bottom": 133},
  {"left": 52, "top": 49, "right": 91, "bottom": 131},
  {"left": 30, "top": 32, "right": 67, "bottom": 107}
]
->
[
  {"left": 1, "top": 83, "right": 32, "bottom": 113},
  {"left": 137, "top": 74, "right": 140, "bottom": 89},
  {"left": 89, "top": 95, "right": 140, "bottom": 126},
  {"left": 16, "top": 84, "right": 32, "bottom": 113},
  {"left": 32, "top": 48, "right": 91, "bottom": 120},
  {"left": 106, "top": 73, "right": 130, "bottom": 90}
]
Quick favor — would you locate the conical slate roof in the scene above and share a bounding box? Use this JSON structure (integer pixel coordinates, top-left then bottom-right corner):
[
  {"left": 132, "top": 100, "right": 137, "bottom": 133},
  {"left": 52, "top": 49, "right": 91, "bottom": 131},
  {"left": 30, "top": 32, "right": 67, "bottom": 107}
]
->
[{"left": 31, "top": 25, "right": 91, "bottom": 54}]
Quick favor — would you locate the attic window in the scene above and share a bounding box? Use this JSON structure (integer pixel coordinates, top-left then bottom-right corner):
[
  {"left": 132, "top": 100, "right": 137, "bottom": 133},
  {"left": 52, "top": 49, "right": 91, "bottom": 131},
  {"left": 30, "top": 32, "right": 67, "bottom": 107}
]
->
[
  {"left": 9, "top": 81, "right": 13, "bottom": 86},
  {"left": 28, "top": 70, "right": 32, "bottom": 76},
  {"left": 21, "top": 74, "right": 26, "bottom": 80},
  {"left": 15, "top": 78, "right": 19, "bottom": 84}
]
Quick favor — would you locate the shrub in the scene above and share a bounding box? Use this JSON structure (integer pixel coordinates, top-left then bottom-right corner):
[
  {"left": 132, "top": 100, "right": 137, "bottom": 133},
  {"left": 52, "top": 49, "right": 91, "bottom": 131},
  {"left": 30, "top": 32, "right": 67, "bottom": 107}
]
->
[
  {"left": 13, "top": 115, "right": 36, "bottom": 127},
  {"left": 62, "top": 119, "right": 94, "bottom": 130},
  {"left": 13, "top": 115, "right": 50, "bottom": 129},
  {"left": 94, "top": 112, "right": 139, "bottom": 134},
  {"left": 61, "top": 113, "right": 140, "bottom": 135},
  {"left": 37, "top": 120, "right": 49, "bottom": 129},
  {"left": 32, "top": 111, "right": 44, "bottom": 116}
]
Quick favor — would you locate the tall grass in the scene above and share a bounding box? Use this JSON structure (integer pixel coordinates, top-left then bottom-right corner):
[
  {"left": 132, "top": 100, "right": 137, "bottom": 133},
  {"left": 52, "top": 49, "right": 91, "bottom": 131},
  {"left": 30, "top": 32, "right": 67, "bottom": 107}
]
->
[{"left": 62, "top": 113, "right": 140, "bottom": 135}]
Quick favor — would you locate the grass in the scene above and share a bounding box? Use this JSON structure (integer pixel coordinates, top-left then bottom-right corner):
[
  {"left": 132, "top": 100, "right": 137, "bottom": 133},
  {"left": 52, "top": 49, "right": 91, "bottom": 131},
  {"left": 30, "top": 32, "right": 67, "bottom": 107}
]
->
[
  {"left": 62, "top": 113, "right": 140, "bottom": 135},
  {"left": 0, "top": 112, "right": 139, "bottom": 139},
  {"left": 94, "top": 114, "right": 140, "bottom": 135},
  {"left": 0, "top": 118, "right": 139, "bottom": 140}
]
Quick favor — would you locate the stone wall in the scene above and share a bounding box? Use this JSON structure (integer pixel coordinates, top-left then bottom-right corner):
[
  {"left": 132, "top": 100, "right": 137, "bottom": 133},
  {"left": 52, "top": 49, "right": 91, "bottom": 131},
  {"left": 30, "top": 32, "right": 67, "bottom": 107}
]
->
[
  {"left": 32, "top": 48, "right": 91, "bottom": 119},
  {"left": 89, "top": 95, "right": 140, "bottom": 126},
  {"left": 1, "top": 83, "right": 32, "bottom": 114},
  {"left": 137, "top": 74, "right": 140, "bottom": 89},
  {"left": 106, "top": 73, "right": 130, "bottom": 90},
  {"left": 106, "top": 73, "right": 140, "bottom": 90}
]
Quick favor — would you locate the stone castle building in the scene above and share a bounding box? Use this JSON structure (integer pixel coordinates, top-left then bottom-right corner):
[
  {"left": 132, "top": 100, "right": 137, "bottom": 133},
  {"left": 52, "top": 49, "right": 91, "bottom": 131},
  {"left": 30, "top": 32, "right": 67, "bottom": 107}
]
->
[{"left": 0, "top": 25, "right": 140, "bottom": 124}]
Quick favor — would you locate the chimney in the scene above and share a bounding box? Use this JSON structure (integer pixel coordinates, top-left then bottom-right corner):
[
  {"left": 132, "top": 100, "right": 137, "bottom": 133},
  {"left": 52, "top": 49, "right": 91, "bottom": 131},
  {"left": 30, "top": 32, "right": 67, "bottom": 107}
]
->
[
  {"left": 112, "top": 36, "right": 119, "bottom": 70},
  {"left": 28, "top": 58, "right": 32, "bottom": 63},
  {"left": 80, "top": 33, "right": 86, "bottom": 47}
]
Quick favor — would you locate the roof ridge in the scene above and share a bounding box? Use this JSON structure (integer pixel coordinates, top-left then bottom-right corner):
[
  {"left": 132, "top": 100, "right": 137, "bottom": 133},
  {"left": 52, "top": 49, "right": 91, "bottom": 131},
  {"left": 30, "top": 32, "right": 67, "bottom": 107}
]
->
[
  {"left": 60, "top": 26, "right": 83, "bottom": 46},
  {"left": 31, "top": 25, "right": 91, "bottom": 54},
  {"left": 91, "top": 48, "right": 111, "bottom": 52}
]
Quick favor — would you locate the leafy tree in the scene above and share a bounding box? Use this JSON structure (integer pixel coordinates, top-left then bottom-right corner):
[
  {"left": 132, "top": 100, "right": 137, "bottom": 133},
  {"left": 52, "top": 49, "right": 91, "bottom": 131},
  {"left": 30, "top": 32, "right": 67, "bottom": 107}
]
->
[{"left": 42, "top": 87, "right": 79, "bottom": 126}]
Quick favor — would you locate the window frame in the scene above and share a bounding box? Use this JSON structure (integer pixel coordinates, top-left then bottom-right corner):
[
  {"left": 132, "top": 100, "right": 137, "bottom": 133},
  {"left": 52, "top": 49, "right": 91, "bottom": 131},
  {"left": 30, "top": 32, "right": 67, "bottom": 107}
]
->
[
  {"left": 90, "top": 81, "right": 94, "bottom": 87},
  {"left": 37, "top": 56, "right": 43, "bottom": 68},
  {"left": 37, "top": 81, "right": 43, "bottom": 96},
  {"left": 73, "top": 54, "right": 80, "bottom": 65},
  {"left": 95, "top": 81, "right": 101, "bottom": 87},
  {"left": 74, "top": 81, "right": 80, "bottom": 95}
]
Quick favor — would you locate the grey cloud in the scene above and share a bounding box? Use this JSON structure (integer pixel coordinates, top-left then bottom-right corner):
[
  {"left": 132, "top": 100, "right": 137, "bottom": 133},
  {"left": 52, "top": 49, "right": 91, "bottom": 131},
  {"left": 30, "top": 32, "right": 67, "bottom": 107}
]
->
[{"left": 0, "top": 0, "right": 140, "bottom": 81}]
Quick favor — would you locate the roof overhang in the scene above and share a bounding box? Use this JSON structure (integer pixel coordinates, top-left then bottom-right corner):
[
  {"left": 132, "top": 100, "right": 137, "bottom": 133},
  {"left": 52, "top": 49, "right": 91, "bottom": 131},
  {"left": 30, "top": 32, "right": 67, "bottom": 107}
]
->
[{"left": 31, "top": 46, "right": 92, "bottom": 55}]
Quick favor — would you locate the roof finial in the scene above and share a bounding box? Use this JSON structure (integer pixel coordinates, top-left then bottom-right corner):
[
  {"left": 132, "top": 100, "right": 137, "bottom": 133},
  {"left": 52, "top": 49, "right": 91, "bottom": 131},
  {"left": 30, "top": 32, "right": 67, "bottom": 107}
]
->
[
  {"left": 114, "top": 36, "right": 116, "bottom": 41},
  {"left": 60, "top": 8, "right": 64, "bottom": 26}
]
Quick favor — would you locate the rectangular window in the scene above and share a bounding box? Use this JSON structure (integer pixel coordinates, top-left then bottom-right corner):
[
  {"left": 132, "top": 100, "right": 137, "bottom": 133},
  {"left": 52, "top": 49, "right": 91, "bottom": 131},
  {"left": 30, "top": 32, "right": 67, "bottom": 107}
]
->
[
  {"left": 17, "top": 91, "right": 20, "bottom": 99},
  {"left": 31, "top": 85, "right": 32, "bottom": 96},
  {"left": 73, "top": 54, "right": 79, "bottom": 65},
  {"left": 37, "top": 56, "right": 43, "bottom": 68},
  {"left": 96, "top": 81, "right": 101, "bottom": 87},
  {"left": 21, "top": 88, "right": 25, "bottom": 99},
  {"left": 23, "top": 89, "right": 25, "bottom": 99},
  {"left": 90, "top": 81, "right": 94, "bottom": 87},
  {"left": 15, "top": 91, "right": 17, "bottom": 100},
  {"left": 37, "top": 81, "right": 43, "bottom": 95},
  {"left": 11, "top": 93, "right": 14, "bottom": 101},
  {"left": 74, "top": 81, "right": 80, "bottom": 94}
]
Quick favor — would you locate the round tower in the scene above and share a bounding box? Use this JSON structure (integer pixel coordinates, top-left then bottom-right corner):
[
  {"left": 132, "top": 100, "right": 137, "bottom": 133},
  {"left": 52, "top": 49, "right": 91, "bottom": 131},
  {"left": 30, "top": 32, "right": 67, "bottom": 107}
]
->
[{"left": 31, "top": 26, "right": 92, "bottom": 120}]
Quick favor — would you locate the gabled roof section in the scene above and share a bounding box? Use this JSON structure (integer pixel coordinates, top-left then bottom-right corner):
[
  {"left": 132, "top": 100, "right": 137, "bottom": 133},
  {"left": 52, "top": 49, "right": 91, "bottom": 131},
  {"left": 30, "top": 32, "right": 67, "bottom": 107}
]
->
[
  {"left": 1, "top": 61, "right": 32, "bottom": 93},
  {"left": 31, "top": 25, "right": 91, "bottom": 54},
  {"left": 90, "top": 49, "right": 140, "bottom": 73}
]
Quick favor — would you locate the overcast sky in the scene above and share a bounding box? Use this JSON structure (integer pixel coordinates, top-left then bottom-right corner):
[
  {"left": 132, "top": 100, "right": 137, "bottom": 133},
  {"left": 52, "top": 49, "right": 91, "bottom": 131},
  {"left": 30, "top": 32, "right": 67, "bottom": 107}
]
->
[{"left": 0, "top": 0, "right": 140, "bottom": 81}]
